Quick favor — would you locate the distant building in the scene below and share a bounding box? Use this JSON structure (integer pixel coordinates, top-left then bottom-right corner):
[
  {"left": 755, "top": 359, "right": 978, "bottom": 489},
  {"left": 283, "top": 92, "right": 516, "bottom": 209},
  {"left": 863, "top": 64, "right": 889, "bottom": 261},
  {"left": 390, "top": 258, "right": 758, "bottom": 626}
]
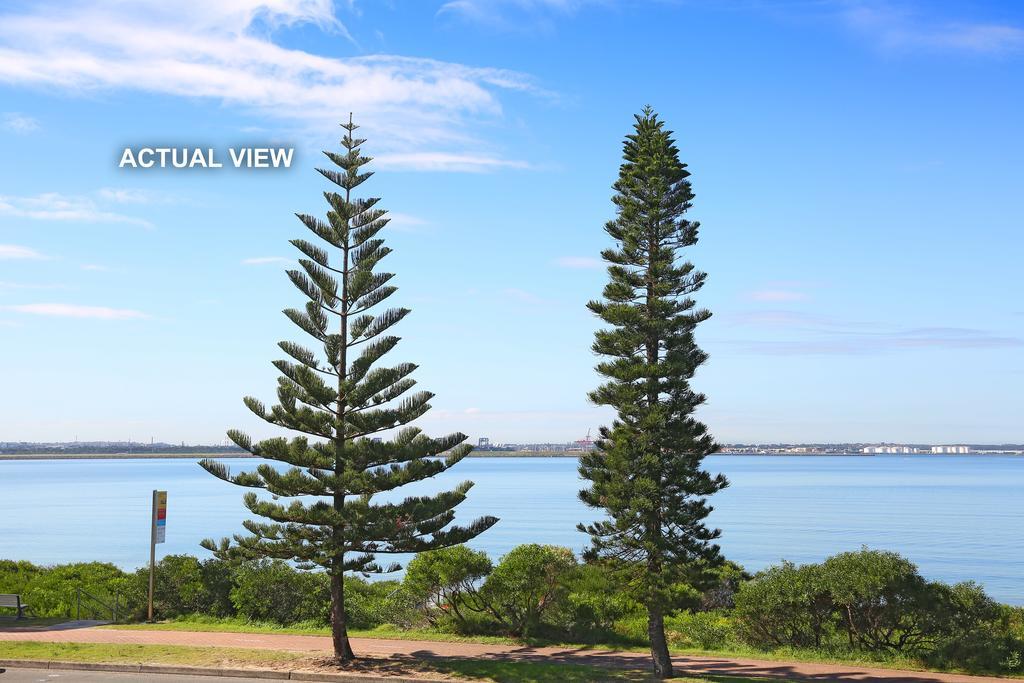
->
[
  {"left": 861, "top": 445, "right": 921, "bottom": 454},
  {"left": 478, "top": 437, "right": 490, "bottom": 448},
  {"left": 931, "top": 445, "right": 970, "bottom": 454}
]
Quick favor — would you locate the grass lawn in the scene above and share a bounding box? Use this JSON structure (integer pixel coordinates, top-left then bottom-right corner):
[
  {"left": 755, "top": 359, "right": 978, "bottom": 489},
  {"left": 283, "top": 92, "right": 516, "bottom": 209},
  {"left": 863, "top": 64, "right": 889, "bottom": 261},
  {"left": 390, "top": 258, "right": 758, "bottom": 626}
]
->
[
  {"left": 0, "top": 640, "right": 768, "bottom": 682},
  {"left": 106, "top": 617, "right": 524, "bottom": 646},
  {"left": 100, "top": 616, "right": 1014, "bottom": 679},
  {"left": 0, "top": 640, "right": 305, "bottom": 667}
]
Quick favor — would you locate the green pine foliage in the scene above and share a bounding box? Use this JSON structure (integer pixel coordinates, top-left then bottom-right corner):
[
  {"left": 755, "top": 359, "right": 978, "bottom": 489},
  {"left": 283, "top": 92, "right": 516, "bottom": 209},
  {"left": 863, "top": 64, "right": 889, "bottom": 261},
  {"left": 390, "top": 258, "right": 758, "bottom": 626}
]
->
[
  {"left": 578, "top": 106, "right": 728, "bottom": 678},
  {"left": 199, "top": 115, "right": 497, "bottom": 661}
]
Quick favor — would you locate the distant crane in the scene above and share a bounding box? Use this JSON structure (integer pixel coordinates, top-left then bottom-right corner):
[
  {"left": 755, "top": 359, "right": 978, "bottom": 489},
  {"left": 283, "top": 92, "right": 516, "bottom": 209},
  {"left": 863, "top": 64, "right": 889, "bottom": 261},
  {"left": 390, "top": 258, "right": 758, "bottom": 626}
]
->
[{"left": 574, "top": 429, "right": 595, "bottom": 450}]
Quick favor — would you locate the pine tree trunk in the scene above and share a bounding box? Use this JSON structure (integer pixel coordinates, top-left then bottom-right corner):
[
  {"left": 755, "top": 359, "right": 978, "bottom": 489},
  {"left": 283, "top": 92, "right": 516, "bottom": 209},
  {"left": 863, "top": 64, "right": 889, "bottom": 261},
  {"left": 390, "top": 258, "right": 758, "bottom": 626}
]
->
[
  {"left": 647, "top": 603, "right": 674, "bottom": 678},
  {"left": 330, "top": 572, "right": 355, "bottom": 661}
]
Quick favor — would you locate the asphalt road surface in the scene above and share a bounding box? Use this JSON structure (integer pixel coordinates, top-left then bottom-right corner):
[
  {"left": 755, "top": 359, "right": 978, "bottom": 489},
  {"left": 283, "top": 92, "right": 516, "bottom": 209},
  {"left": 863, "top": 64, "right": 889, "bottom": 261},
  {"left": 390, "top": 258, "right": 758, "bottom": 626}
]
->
[{"left": 0, "top": 669, "right": 281, "bottom": 682}]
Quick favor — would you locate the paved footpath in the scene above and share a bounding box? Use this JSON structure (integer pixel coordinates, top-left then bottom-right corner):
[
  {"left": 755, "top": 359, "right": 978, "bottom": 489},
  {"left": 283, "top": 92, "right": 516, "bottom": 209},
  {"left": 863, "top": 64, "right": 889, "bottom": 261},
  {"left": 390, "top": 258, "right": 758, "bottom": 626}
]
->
[{"left": 0, "top": 625, "right": 1016, "bottom": 683}]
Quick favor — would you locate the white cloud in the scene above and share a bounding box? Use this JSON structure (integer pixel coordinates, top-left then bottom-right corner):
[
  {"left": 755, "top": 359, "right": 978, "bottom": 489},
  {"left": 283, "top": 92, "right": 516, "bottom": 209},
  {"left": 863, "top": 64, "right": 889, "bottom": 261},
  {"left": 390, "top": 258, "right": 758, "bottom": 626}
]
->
[
  {"left": 81, "top": 264, "right": 108, "bottom": 271},
  {"left": 0, "top": 244, "right": 46, "bottom": 260},
  {"left": 725, "top": 309, "right": 1022, "bottom": 355},
  {"left": 842, "top": 3, "right": 1024, "bottom": 54},
  {"left": 439, "top": 0, "right": 605, "bottom": 31},
  {"left": 0, "top": 192, "right": 154, "bottom": 228},
  {"left": 97, "top": 188, "right": 162, "bottom": 204},
  {"left": 373, "top": 153, "right": 530, "bottom": 173},
  {"left": 554, "top": 256, "right": 601, "bottom": 269},
  {"left": 387, "top": 212, "right": 430, "bottom": 233},
  {"left": 242, "top": 256, "right": 291, "bottom": 265},
  {"left": 4, "top": 303, "right": 150, "bottom": 320},
  {"left": 1, "top": 112, "right": 39, "bottom": 134},
  {"left": 0, "top": 1, "right": 539, "bottom": 170}
]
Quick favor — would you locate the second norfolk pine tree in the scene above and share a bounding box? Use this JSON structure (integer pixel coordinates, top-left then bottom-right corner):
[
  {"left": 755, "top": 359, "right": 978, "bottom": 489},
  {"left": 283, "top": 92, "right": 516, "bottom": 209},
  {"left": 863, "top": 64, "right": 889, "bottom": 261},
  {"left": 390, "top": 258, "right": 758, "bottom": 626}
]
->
[
  {"left": 579, "top": 107, "right": 729, "bottom": 679},
  {"left": 200, "top": 115, "right": 496, "bottom": 661}
]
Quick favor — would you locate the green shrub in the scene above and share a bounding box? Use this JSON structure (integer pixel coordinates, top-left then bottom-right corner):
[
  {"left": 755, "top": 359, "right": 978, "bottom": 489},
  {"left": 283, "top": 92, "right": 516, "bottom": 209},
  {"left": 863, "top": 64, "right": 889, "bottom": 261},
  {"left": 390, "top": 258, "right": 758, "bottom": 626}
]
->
[
  {"left": 734, "top": 560, "right": 834, "bottom": 648},
  {"left": 666, "top": 610, "right": 734, "bottom": 650},
  {"left": 20, "top": 562, "right": 134, "bottom": 619},
  {"left": 479, "top": 544, "right": 576, "bottom": 637},
  {"left": 823, "top": 548, "right": 960, "bottom": 652},
  {"left": 735, "top": 548, "right": 1021, "bottom": 673},
  {"left": 562, "top": 562, "right": 642, "bottom": 636},
  {"left": 230, "top": 560, "right": 329, "bottom": 625},
  {"left": 698, "top": 560, "right": 750, "bottom": 610},
  {"left": 612, "top": 613, "right": 647, "bottom": 644},
  {"left": 344, "top": 577, "right": 404, "bottom": 630},
  {"left": 137, "top": 555, "right": 205, "bottom": 618},
  {"left": 924, "top": 597, "right": 1024, "bottom": 674},
  {"left": 0, "top": 560, "right": 43, "bottom": 597},
  {"left": 402, "top": 545, "right": 492, "bottom": 630}
]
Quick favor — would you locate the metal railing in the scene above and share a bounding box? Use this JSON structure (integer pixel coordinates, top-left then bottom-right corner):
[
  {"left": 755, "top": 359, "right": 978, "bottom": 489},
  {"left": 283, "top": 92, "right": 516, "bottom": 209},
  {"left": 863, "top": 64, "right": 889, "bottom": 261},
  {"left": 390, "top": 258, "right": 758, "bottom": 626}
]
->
[{"left": 74, "top": 586, "right": 121, "bottom": 622}]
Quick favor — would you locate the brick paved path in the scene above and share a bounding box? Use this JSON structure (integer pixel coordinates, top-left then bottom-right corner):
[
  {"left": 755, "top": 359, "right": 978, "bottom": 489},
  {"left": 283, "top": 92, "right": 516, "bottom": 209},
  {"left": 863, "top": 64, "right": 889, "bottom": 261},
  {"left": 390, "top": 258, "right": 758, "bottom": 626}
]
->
[{"left": 0, "top": 624, "right": 1016, "bottom": 682}]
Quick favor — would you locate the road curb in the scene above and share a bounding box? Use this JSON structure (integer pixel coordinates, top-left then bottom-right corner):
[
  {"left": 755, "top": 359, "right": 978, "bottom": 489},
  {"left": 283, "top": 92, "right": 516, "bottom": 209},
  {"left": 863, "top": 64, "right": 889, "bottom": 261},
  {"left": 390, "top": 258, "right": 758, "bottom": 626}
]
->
[{"left": 0, "top": 659, "right": 450, "bottom": 681}]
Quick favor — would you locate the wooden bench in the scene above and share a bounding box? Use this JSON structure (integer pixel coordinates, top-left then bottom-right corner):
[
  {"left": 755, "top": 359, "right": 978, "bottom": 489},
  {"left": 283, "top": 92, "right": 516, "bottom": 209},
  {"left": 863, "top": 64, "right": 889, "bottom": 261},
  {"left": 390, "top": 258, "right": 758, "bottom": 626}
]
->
[{"left": 0, "top": 593, "right": 30, "bottom": 619}]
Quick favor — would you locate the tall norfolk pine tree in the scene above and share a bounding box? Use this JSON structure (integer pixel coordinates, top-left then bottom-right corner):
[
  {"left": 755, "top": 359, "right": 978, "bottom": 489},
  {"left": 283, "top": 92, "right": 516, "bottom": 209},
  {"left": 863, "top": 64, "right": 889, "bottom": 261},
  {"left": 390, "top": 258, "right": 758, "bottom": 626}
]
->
[
  {"left": 578, "top": 107, "right": 728, "bottom": 679},
  {"left": 200, "top": 116, "right": 497, "bottom": 662}
]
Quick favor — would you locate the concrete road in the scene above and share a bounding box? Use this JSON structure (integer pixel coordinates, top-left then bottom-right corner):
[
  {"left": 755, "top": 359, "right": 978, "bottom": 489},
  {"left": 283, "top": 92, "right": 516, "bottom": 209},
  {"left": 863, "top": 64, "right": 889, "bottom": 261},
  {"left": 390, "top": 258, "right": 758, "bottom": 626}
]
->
[{"left": 0, "top": 668, "right": 278, "bottom": 682}]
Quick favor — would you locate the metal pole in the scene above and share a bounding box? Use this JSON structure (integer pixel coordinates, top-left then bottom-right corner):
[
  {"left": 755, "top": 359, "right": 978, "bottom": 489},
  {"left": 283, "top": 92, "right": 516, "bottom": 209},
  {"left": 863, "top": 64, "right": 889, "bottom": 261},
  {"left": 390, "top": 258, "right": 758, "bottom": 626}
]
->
[{"left": 147, "top": 489, "right": 157, "bottom": 622}]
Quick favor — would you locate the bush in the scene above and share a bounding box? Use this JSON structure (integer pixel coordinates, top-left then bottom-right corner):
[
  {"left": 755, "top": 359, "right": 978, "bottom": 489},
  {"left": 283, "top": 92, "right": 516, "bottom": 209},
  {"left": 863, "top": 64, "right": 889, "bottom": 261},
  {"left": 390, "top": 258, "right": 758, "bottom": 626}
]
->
[
  {"left": 735, "top": 548, "right": 1023, "bottom": 674},
  {"left": 698, "top": 560, "right": 749, "bottom": 611},
  {"left": 135, "top": 555, "right": 205, "bottom": 618},
  {"left": 823, "top": 549, "right": 960, "bottom": 652},
  {"left": 924, "top": 593, "right": 1024, "bottom": 674},
  {"left": 402, "top": 545, "right": 492, "bottom": 630},
  {"left": 230, "top": 560, "right": 329, "bottom": 625},
  {"left": 127, "top": 555, "right": 235, "bottom": 621},
  {"left": 0, "top": 560, "right": 43, "bottom": 597},
  {"left": 479, "top": 544, "right": 576, "bottom": 636},
  {"left": 562, "top": 563, "right": 642, "bottom": 636},
  {"left": 734, "top": 560, "right": 833, "bottom": 648},
  {"left": 345, "top": 577, "right": 404, "bottom": 630},
  {"left": 20, "top": 562, "right": 135, "bottom": 619},
  {"left": 666, "top": 610, "right": 734, "bottom": 650}
]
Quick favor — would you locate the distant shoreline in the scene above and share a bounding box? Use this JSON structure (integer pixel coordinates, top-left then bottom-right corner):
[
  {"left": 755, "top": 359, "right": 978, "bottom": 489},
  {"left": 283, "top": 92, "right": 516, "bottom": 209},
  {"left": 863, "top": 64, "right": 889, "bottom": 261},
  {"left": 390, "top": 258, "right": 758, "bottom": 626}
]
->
[{"left": 1, "top": 450, "right": 1019, "bottom": 461}]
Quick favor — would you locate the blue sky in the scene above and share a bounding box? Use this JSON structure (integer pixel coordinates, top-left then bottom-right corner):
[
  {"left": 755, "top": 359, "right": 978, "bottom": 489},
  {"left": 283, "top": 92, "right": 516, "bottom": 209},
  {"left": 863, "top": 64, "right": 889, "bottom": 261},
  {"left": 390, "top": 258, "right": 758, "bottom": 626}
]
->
[{"left": 1, "top": 0, "right": 1022, "bottom": 445}]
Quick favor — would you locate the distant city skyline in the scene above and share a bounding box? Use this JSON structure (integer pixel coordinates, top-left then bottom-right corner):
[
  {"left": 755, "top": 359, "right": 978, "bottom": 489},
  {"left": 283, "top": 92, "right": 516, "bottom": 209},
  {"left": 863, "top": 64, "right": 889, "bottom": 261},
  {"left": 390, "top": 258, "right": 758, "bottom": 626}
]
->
[{"left": 1, "top": 1, "right": 1022, "bottom": 443}]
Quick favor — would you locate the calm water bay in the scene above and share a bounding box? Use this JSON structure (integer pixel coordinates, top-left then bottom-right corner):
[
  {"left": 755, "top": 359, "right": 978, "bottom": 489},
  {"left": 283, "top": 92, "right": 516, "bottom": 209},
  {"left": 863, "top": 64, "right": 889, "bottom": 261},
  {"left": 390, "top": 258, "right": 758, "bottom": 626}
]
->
[{"left": 1, "top": 455, "right": 1021, "bottom": 604}]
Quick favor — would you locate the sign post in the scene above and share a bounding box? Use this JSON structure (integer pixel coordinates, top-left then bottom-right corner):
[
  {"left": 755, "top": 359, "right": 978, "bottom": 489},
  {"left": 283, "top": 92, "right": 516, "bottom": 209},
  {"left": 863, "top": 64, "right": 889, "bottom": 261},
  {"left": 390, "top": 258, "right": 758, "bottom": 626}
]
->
[{"left": 147, "top": 490, "right": 167, "bottom": 622}]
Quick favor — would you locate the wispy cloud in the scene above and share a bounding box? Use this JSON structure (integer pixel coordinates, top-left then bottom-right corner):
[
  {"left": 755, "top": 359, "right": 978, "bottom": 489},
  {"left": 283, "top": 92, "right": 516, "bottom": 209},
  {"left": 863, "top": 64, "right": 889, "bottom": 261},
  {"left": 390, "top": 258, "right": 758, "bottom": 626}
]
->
[
  {"left": 1, "top": 112, "right": 39, "bottom": 134},
  {"left": 554, "top": 256, "right": 602, "bottom": 269},
  {"left": 724, "top": 308, "right": 1023, "bottom": 355},
  {"left": 242, "top": 256, "right": 291, "bottom": 265},
  {"left": 0, "top": 192, "right": 154, "bottom": 228},
  {"left": 4, "top": 303, "right": 150, "bottom": 320},
  {"left": 841, "top": 2, "right": 1024, "bottom": 54},
  {"left": 738, "top": 329, "right": 1024, "bottom": 355},
  {"left": 439, "top": 0, "right": 606, "bottom": 32},
  {"left": 97, "top": 188, "right": 165, "bottom": 204},
  {"left": 387, "top": 213, "right": 431, "bottom": 233},
  {"left": 0, "top": 244, "right": 46, "bottom": 260},
  {"left": 80, "top": 264, "right": 108, "bottom": 272},
  {"left": 0, "top": 1, "right": 539, "bottom": 171},
  {"left": 373, "top": 153, "right": 530, "bottom": 173}
]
